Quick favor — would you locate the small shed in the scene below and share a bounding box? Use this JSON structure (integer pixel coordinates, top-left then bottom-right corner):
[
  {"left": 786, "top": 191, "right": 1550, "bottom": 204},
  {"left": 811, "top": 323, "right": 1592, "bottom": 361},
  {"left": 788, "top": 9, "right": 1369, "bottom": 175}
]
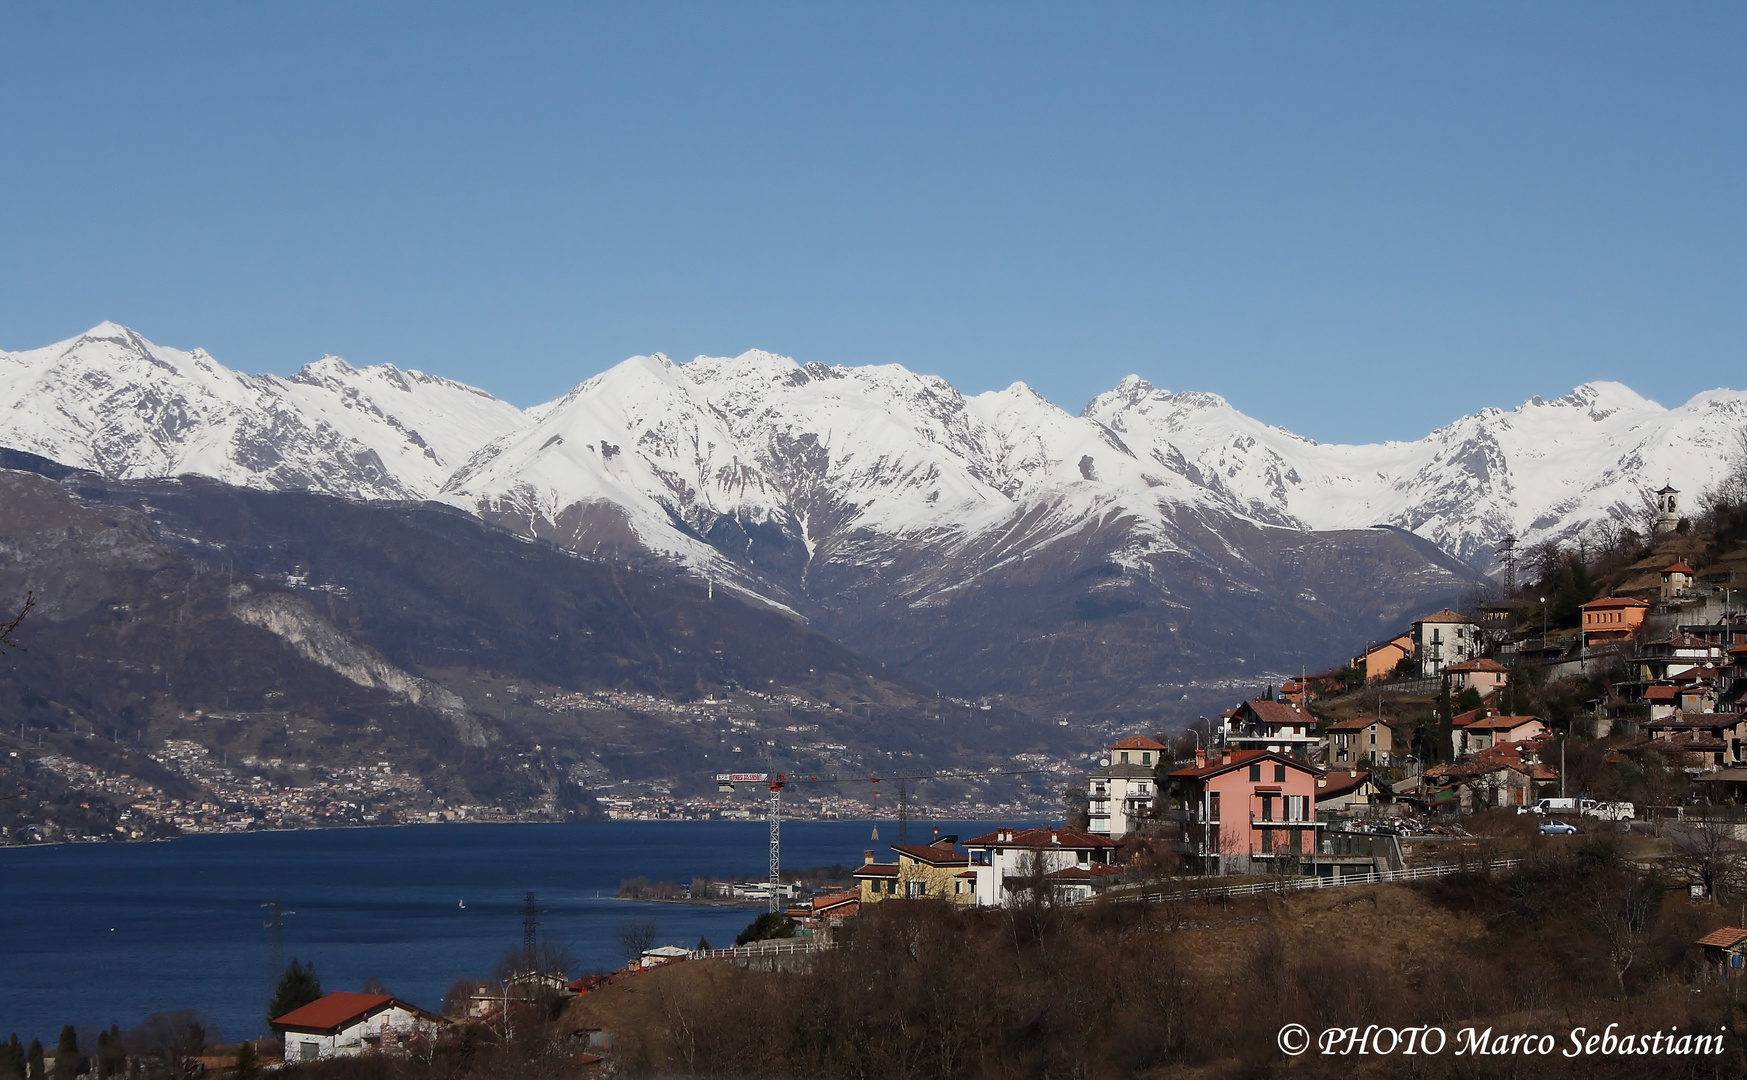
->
[{"left": 1695, "top": 927, "right": 1747, "bottom": 978}]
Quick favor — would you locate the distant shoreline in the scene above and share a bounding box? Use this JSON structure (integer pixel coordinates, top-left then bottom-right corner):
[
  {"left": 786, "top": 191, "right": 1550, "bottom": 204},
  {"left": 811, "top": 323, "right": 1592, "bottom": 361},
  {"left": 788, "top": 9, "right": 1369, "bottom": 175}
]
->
[{"left": 0, "top": 815, "right": 1016, "bottom": 855}]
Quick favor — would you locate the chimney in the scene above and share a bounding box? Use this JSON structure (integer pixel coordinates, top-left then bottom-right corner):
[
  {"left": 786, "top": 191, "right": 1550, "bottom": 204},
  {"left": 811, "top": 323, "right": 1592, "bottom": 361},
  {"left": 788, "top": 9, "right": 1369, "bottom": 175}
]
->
[
  {"left": 863, "top": 850, "right": 874, "bottom": 864},
  {"left": 1194, "top": 748, "right": 1206, "bottom": 768},
  {"left": 1349, "top": 769, "right": 1357, "bottom": 778},
  {"left": 1220, "top": 749, "right": 1232, "bottom": 765},
  {"left": 1317, "top": 776, "right": 1326, "bottom": 788}
]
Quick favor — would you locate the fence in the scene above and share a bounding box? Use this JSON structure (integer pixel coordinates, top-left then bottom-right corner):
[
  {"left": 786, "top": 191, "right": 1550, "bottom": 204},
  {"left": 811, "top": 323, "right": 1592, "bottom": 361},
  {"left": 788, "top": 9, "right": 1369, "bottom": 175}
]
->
[
  {"left": 693, "top": 938, "right": 833, "bottom": 961},
  {"left": 1108, "top": 858, "right": 1522, "bottom": 907}
]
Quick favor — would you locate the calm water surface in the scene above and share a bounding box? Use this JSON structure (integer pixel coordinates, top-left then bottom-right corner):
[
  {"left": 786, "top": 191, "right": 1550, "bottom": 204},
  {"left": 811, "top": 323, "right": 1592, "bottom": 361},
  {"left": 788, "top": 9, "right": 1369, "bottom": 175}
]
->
[{"left": 0, "top": 819, "right": 997, "bottom": 1043}]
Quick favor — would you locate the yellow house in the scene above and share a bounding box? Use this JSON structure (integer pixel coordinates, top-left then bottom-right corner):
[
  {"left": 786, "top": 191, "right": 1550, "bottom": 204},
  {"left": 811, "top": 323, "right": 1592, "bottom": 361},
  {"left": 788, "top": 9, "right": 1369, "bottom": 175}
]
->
[{"left": 852, "top": 835, "right": 971, "bottom": 905}]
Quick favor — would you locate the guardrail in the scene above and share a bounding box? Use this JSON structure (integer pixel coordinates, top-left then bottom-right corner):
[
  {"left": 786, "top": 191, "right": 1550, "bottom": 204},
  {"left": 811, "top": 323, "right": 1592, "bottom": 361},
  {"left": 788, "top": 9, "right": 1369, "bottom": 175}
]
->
[
  {"left": 693, "top": 938, "right": 833, "bottom": 961},
  {"left": 1110, "top": 858, "right": 1522, "bottom": 906}
]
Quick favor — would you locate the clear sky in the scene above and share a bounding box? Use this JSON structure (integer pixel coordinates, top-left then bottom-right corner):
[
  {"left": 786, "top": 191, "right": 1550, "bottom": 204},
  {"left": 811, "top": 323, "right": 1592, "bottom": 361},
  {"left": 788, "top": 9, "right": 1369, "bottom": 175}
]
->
[{"left": 1, "top": 3, "right": 1742, "bottom": 442}]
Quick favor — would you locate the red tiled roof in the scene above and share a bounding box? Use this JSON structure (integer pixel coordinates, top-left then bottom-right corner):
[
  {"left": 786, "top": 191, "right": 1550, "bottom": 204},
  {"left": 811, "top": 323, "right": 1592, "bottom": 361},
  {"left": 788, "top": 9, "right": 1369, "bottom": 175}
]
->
[
  {"left": 1451, "top": 708, "right": 1544, "bottom": 732},
  {"left": 1324, "top": 716, "right": 1385, "bottom": 732},
  {"left": 1583, "top": 595, "right": 1650, "bottom": 609},
  {"left": 1425, "top": 738, "right": 1550, "bottom": 781},
  {"left": 1314, "top": 770, "right": 1371, "bottom": 800},
  {"left": 1168, "top": 748, "right": 1317, "bottom": 781},
  {"left": 892, "top": 844, "right": 969, "bottom": 866},
  {"left": 273, "top": 992, "right": 393, "bottom": 1033},
  {"left": 1444, "top": 657, "right": 1508, "bottom": 673},
  {"left": 1236, "top": 699, "right": 1311, "bottom": 727},
  {"left": 1696, "top": 927, "right": 1747, "bottom": 948},
  {"left": 812, "top": 891, "right": 860, "bottom": 912},
  {"left": 1644, "top": 685, "right": 1679, "bottom": 701},
  {"left": 1414, "top": 608, "right": 1473, "bottom": 625},
  {"left": 1664, "top": 562, "right": 1695, "bottom": 574},
  {"left": 962, "top": 825, "right": 1120, "bottom": 849},
  {"left": 853, "top": 863, "right": 899, "bottom": 878},
  {"left": 1110, "top": 735, "right": 1166, "bottom": 750}
]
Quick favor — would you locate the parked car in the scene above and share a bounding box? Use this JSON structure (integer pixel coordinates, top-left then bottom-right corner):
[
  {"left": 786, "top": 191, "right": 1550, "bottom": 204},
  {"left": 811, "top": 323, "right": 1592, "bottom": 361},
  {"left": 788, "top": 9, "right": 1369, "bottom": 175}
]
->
[{"left": 1539, "top": 819, "right": 1578, "bottom": 836}]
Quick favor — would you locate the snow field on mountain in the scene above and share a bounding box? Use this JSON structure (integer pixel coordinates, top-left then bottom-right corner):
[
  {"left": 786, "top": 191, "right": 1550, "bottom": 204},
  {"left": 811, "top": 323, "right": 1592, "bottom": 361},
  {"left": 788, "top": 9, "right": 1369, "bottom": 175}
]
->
[{"left": 5, "top": 323, "right": 1746, "bottom": 579}]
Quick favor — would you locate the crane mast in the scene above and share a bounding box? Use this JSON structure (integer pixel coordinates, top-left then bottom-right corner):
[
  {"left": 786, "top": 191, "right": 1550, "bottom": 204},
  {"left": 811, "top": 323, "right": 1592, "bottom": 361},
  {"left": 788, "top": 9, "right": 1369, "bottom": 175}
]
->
[{"left": 716, "top": 765, "right": 1054, "bottom": 913}]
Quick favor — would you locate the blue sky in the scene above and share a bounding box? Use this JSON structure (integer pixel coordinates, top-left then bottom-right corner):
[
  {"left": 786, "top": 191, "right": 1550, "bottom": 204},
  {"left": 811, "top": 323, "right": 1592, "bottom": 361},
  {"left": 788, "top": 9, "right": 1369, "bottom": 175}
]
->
[{"left": 1, "top": 3, "right": 1742, "bottom": 441}]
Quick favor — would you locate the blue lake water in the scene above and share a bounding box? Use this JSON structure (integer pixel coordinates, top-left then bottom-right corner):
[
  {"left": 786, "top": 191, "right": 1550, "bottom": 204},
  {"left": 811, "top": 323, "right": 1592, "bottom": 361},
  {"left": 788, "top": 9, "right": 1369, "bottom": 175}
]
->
[{"left": 0, "top": 819, "right": 1002, "bottom": 1044}]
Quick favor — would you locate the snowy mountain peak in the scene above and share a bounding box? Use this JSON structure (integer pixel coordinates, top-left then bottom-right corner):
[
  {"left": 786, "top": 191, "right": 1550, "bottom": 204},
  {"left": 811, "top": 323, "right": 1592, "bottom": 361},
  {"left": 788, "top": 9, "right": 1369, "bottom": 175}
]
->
[{"left": 3, "top": 324, "right": 1744, "bottom": 584}]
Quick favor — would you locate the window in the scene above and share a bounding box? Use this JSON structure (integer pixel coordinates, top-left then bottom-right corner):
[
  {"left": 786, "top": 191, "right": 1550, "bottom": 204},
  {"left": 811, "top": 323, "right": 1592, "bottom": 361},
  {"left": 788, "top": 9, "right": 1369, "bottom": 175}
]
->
[
  {"left": 1142, "top": 751, "right": 1152, "bottom": 765},
  {"left": 1120, "top": 751, "right": 1130, "bottom": 763},
  {"left": 1274, "top": 763, "right": 1286, "bottom": 783},
  {"left": 1207, "top": 791, "right": 1221, "bottom": 822},
  {"left": 1249, "top": 763, "right": 1261, "bottom": 781},
  {"left": 907, "top": 881, "right": 925, "bottom": 899},
  {"left": 1260, "top": 794, "right": 1275, "bottom": 822}
]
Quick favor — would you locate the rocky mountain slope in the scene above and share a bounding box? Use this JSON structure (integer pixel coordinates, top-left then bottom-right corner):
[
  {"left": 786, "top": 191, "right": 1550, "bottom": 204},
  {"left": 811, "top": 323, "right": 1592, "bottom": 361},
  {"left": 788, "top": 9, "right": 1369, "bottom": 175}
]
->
[{"left": 0, "top": 453, "right": 1062, "bottom": 839}]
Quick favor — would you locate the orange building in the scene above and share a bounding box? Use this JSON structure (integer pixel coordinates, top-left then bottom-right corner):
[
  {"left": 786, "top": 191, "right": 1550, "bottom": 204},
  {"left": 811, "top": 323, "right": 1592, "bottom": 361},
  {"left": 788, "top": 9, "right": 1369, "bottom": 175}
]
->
[
  {"left": 1352, "top": 633, "right": 1414, "bottom": 682},
  {"left": 1581, "top": 595, "right": 1650, "bottom": 647}
]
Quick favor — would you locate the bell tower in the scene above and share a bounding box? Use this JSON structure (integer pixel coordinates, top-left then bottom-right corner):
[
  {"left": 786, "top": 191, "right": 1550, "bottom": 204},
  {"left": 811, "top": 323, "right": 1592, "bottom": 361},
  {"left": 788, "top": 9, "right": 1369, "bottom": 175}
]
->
[{"left": 1654, "top": 484, "right": 1680, "bottom": 535}]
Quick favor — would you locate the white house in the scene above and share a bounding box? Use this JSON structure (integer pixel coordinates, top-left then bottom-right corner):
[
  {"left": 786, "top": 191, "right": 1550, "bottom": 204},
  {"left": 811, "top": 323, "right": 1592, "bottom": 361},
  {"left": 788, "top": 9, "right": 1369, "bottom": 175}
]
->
[
  {"left": 960, "top": 826, "right": 1122, "bottom": 907},
  {"left": 1411, "top": 609, "right": 1482, "bottom": 676},
  {"left": 273, "top": 992, "right": 444, "bottom": 1061},
  {"left": 1087, "top": 735, "right": 1164, "bottom": 835}
]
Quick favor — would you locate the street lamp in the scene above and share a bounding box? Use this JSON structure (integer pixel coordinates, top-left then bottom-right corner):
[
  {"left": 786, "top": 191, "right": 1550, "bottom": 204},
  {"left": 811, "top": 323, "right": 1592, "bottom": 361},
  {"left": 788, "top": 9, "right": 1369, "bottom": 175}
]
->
[{"left": 1540, "top": 597, "right": 1547, "bottom": 652}]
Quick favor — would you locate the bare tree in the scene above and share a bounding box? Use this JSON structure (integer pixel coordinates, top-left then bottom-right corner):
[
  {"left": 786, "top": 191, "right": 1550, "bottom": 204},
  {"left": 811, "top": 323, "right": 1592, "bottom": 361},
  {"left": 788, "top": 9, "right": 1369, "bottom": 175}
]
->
[
  {"left": 1665, "top": 822, "right": 1747, "bottom": 903},
  {"left": 0, "top": 592, "right": 31, "bottom": 653},
  {"left": 1704, "top": 423, "right": 1747, "bottom": 511},
  {"left": 616, "top": 918, "right": 657, "bottom": 966},
  {"left": 1585, "top": 869, "right": 1662, "bottom": 997}
]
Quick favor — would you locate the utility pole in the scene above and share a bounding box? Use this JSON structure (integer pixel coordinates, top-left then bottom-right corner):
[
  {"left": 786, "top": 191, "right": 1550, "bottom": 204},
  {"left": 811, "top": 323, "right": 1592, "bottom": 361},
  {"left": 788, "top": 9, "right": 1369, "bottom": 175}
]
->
[
  {"left": 262, "top": 894, "right": 293, "bottom": 1035},
  {"left": 519, "top": 891, "right": 541, "bottom": 973}
]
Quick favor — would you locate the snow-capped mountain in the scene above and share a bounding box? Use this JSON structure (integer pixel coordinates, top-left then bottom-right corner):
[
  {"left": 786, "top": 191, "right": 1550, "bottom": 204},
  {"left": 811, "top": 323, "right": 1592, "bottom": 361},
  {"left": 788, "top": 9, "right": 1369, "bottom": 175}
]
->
[
  {"left": 5, "top": 322, "right": 1744, "bottom": 587},
  {"left": 16, "top": 320, "right": 1744, "bottom": 718},
  {"left": 1084, "top": 378, "right": 1747, "bottom": 565},
  {"left": 0, "top": 322, "right": 527, "bottom": 501}
]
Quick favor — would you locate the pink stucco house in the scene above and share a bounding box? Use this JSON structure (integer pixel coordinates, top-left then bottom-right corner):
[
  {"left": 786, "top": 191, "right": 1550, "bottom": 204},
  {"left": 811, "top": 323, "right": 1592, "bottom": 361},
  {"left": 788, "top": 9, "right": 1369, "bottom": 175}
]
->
[{"left": 1167, "top": 749, "right": 1321, "bottom": 874}]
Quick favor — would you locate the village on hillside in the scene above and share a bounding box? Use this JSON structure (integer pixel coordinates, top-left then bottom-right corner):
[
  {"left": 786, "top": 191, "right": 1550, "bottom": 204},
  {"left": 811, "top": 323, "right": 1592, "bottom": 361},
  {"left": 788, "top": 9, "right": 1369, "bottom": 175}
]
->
[{"left": 22, "top": 480, "right": 1747, "bottom": 1079}]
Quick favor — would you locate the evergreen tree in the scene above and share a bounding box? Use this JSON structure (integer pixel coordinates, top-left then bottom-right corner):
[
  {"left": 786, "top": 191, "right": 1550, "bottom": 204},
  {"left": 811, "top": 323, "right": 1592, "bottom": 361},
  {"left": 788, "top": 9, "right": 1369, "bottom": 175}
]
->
[
  {"left": 51, "top": 1029, "right": 75, "bottom": 1080},
  {"left": 1, "top": 1034, "right": 23, "bottom": 1080},
  {"left": 233, "top": 1042, "right": 256, "bottom": 1080},
  {"left": 1436, "top": 674, "right": 1454, "bottom": 763},
  {"left": 695, "top": 936, "right": 711, "bottom": 952},
  {"left": 94, "top": 1026, "right": 124, "bottom": 1080},
  {"left": 268, "top": 958, "right": 323, "bottom": 1024},
  {"left": 26, "top": 1040, "right": 42, "bottom": 1080}
]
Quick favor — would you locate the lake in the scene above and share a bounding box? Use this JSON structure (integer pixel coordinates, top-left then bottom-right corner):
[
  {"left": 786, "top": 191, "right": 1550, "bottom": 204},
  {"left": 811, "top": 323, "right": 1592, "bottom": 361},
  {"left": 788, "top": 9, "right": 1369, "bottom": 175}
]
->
[{"left": 0, "top": 818, "right": 1003, "bottom": 1044}]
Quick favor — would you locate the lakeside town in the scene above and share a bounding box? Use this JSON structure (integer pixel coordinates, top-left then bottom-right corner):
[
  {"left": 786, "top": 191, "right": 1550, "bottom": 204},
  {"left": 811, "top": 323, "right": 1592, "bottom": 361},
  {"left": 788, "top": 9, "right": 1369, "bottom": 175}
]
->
[{"left": 14, "top": 484, "right": 1747, "bottom": 1078}]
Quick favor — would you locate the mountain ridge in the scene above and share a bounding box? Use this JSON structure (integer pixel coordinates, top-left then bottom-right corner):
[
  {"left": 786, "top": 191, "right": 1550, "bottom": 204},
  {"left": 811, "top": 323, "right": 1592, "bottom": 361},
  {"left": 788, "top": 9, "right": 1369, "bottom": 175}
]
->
[
  {"left": 5, "top": 324, "right": 1737, "bottom": 582},
  {"left": 2, "top": 323, "right": 1738, "bottom": 716}
]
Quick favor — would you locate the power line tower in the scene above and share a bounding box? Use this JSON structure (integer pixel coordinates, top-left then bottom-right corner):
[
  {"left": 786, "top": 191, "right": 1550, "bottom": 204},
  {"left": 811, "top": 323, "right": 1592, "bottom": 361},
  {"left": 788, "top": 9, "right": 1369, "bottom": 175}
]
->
[
  {"left": 519, "top": 891, "right": 541, "bottom": 971},
  {"left": 1501, "top": 534, "right": 1517, "bottom": 595},
  {"left": 767, "top": 776, "right": 783, "bottom": 914}
]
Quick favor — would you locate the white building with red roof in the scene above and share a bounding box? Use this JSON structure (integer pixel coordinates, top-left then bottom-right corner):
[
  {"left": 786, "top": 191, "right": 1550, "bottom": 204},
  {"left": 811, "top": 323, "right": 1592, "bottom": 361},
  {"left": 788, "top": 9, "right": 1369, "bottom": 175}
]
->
[
  {"left": 1224, "top": 699, "right": 1319, "bottom": 758},
  {"left": 1086, "top": 735, "right": 1164, "bottom": 836},
  {"left": 1411, "top": 608, "right": 1482, "bottom": 676},
  {"left": 272, "top": 992, "right": 443, "bottom": 1061},
  {"left": 959, "top": 825, "right": 1121, "bottom": 907}
]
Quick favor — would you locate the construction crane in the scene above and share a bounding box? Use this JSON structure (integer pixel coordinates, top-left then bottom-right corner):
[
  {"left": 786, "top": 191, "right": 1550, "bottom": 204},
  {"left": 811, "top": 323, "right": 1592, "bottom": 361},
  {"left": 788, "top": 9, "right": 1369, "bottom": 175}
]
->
[{"left": 714, "top": 766, "right": 1059, "bottom": 912}]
